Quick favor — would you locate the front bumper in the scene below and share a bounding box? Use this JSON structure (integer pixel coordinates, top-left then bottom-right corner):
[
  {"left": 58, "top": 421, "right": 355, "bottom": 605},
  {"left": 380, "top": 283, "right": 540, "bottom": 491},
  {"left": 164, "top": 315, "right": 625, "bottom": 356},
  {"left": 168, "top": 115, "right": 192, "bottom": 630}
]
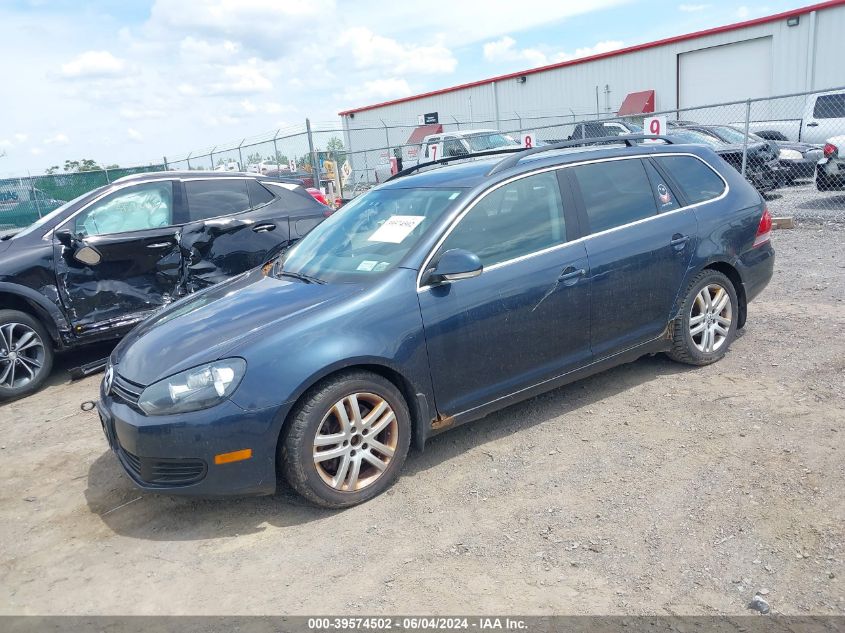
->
[
  {"left": 779, "top": 158, "right": 819, "bottom": 180},
  {"left": 97, "top": 382, "right": 287, "bottom": 497}
]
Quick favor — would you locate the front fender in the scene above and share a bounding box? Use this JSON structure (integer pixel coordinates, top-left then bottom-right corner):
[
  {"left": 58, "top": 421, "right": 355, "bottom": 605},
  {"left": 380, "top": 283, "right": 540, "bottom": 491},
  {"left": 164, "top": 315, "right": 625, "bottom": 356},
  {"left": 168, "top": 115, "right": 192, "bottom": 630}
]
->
[
  {"left": 228, "top": 269, "right": 435, "bottom": 416},
  {"left": 0, "top": 281, "right": 71, "bottom": 346}
]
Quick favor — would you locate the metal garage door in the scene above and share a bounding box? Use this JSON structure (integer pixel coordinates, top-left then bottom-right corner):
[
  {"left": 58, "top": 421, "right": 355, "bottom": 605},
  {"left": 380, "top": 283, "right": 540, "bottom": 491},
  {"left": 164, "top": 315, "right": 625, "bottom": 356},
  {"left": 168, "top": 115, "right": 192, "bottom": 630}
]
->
[{"left": 678, "top": 37, "right": 773, "bottom": 108}]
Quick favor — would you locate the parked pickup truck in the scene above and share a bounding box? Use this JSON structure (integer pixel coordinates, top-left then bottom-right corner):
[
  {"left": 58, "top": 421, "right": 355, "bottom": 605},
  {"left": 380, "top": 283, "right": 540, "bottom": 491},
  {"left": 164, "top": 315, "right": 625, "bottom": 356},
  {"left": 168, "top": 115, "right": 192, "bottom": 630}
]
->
[
  {"left": 739, "top": 90, "right": 845, "bottom": 144},
  {"left": 417, "top": 129, "right": 520, "bottom": 163}
]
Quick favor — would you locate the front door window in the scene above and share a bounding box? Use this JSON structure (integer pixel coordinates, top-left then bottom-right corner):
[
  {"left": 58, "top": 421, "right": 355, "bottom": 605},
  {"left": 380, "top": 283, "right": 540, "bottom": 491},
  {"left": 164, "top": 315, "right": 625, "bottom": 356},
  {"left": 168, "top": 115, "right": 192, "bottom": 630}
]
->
[{"left": 73, "top": 182, "right": 174, "bottom": 236}]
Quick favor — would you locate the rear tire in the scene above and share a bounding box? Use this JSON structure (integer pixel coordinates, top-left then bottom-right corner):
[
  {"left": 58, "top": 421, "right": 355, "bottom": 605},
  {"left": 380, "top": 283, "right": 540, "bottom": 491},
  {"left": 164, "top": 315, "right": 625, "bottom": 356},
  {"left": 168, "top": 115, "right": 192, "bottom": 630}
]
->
[
  {"left": 0, "top": 310, "right": 54, "bottom": 400},
  {"left": 280, "top": 370, "right": 411, "bottom": 508},
  {"left": 667, "top": 270, "right": 738, "bottom": 366}
]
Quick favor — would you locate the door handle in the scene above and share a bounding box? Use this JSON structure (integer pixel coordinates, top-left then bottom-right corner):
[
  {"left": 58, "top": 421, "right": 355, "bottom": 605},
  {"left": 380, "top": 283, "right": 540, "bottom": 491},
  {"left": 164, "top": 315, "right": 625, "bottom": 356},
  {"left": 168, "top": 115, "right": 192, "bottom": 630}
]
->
[
  {"left": 558, "top": 267, "right": 586, "bottom": 283},
  {"left": 253, "top": 223, "right": 276, "bottom": 233},
  {"left": 146, "top": 241, "right": 174, "bottom": 249},
  {"left": 806, "top": 122, "right": 819, "bottom": 127},
  {"left": 670, "top": 234, "right": 690, "bottom": 250}
]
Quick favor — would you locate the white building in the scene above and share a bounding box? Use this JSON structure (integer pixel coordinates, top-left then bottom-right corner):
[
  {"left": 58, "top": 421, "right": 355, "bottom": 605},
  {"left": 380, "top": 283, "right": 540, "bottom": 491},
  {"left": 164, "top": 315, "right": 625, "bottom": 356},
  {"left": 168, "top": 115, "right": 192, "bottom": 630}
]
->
[{"left": 339, "top": 0, "right": 845, "bottom": 183}]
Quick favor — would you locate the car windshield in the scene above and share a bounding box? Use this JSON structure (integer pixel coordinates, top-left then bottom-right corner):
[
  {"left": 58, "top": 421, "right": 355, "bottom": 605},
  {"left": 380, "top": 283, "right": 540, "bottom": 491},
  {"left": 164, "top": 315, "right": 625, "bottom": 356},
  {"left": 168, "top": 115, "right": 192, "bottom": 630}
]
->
[
  {"left": 279, "top": 187, "right": 464, "bottom": 283},
  {"left": 11, "top": 189, "right": 100, "bottom": 240},
  {"left": 711, "top": 126, "right": 750, "bottom": 144},
  {"left": 466, "top": 133, "right": 520, "bottom": 151},
  {"left": 669, "top": 129, "right": 723, "bottom": 148}
]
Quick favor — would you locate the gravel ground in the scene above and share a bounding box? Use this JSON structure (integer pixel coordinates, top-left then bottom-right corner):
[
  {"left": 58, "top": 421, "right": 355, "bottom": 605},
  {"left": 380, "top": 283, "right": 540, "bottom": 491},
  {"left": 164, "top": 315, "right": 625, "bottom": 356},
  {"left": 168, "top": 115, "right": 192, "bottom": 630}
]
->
[
  {"left": 0, "top": 224, "right": 843, "bottom": 616},
  {"left": 765, "top": 178, "right": 845, "bottom": 224}
]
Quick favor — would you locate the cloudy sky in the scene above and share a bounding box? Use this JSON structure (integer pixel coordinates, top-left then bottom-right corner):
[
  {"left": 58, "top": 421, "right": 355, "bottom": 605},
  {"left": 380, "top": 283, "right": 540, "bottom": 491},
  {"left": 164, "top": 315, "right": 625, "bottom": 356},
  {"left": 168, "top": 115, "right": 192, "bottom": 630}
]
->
[{"left": 0, "top": 0, "right": 809, "bottom": 175}]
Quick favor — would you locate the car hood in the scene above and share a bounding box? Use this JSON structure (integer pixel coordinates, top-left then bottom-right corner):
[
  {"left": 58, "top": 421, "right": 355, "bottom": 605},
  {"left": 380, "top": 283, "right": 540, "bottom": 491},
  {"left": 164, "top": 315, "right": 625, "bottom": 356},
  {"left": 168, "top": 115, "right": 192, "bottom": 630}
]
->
[{"left": 112, "top": 268, "right": 365, "bottom": 386}]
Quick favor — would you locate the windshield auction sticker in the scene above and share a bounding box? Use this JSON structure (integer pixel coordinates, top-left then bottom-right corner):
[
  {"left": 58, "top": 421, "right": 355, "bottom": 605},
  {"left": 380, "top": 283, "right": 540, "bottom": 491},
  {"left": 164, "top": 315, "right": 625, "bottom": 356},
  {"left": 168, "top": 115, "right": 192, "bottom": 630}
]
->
[{"left": 368, "top": 215, "right": 425, "bottom": 243}]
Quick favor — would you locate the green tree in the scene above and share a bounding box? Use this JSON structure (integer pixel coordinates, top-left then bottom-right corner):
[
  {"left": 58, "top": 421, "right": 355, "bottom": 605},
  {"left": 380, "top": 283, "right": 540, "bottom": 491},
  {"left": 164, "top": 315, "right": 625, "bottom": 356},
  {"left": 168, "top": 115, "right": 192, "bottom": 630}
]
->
[
  {"left": 270, "top": 151, "right": 289, "bottom": 166},
  {"left": 45, "top": 165, "right": 60, "bottom": 175},
  {"left": 63, "top": 158, "right": 101, "bottom": 172},
  {"left": 326, "top": 137, "right": 346, "bottom": 164}
]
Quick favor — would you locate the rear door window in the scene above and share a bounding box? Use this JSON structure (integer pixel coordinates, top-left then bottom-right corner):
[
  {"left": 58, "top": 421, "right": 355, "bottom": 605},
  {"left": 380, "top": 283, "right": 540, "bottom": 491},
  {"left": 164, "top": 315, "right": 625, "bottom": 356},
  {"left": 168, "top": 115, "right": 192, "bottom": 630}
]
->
[
  {"left": 813, "top": 94, "right": 845, "bottom": 119},
  {"left": 644, "top": 160, "right": 679, "bottom": 212},
  {"left": 184, "top": 179, "right": 250, "bottom": 222},
  {"left": 571, "top": 159, "right": 657, "bottom": 234},
  {"left": 653, "top": 155, "right": 726, "bottom": 205}
]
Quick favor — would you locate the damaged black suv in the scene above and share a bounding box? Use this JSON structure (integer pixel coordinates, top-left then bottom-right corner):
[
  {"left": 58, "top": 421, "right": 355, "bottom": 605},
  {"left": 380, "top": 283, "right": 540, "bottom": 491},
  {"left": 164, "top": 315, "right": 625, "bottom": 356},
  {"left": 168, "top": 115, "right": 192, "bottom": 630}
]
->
[{"left": 0, "top": 171, "right": 329, "bottom": 399}]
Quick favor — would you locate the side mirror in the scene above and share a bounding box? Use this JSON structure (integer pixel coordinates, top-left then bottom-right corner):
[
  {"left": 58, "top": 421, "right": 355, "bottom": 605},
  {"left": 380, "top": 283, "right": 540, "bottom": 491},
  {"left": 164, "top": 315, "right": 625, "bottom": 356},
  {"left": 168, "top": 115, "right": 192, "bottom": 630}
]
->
[
  {"left": 54, "top": 228, "right": 75, "bottom": 247},
  {"left": 73, "top": 245, "right": 102, "bottom": 266},
  {"left": 423, "top": 248, "right": 482, "bottom": 286}
]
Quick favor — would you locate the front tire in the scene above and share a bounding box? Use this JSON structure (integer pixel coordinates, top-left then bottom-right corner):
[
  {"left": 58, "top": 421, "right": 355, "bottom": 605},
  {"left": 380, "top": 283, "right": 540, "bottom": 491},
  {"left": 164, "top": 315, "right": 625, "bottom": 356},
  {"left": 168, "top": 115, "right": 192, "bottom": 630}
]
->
[
  {"left": 667, "top": 270, "right": 738, "bottom": 366},
  {"left": 280, "top": 370, "right": 411, "bottom": 508},
  {"left": 0, "top": 310, "right": 54, "bottom": 400}
]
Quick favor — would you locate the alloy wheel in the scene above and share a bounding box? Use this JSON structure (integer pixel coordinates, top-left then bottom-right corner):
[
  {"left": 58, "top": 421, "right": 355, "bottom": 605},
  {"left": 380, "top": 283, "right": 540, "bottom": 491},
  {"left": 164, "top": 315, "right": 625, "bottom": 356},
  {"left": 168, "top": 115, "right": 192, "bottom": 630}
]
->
[
  {"left": 0, "top": 322, "right": 46, "bottom": 389},
  {"left": 312, "top": 393, "right": 399, "bottom": 492},
  {"left": 689, "top": 283, "right": 733, "bottom": 353}
]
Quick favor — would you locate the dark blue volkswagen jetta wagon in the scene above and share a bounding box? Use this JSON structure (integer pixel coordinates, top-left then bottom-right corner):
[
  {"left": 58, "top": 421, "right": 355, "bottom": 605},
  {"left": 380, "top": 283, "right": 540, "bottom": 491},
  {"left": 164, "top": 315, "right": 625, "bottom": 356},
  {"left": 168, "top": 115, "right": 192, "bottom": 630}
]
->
[{"left": 97, "top": 136, "right": 774, "bottom": 507}]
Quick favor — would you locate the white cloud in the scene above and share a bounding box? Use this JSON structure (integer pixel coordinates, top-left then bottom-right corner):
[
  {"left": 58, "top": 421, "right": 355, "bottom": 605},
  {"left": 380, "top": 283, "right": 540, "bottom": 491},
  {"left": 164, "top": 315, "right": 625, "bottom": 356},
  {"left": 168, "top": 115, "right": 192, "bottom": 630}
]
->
[
  {"left": 342, "top": 78, "right": 412, "bottom": 103},
  {"left": 29, "top": 148, "right": 43, "bottom": 155},
  {"left": 483, "top": 37, "right": 624, "bottom": 67},
  {"left": 354, "top": 0, "right": 630, "bottom": 48},
  {"left": 208, "top": 62, "right": 273, "bottom": 95},
  {"left": 679, "top": 3, "right": 711, "bottom": 11},
  {"left": 1, "top": 133, "right": 28, "bottom": 149},
  {"left": 239, "top": 100, "right": 287, "bottom": 115},
  {"left": 1, "top": 0, "right": 635, "bottom": 173},
  {"left": 338, "top": 27, "right": 456, "bottom": 75},
  {"left": 148, "top": 0, "right": 332, "bottom": 56},
  {"left": 483, "top": 36, "right": 548, "bottom": 67},
  {"left": 60, "top": 50, "right": 125, "bottom": 78},
  {"left": 120, "top": 107, "right": 166, "bottom": 120},
  {"left": 127, "top": 128, "right": 144, "bottom": 142},
  {"left": 735, "top": 5, "right": 769, "bottom": 19},
  {"left": 179, "top": 36, "right": 239, "bottom": 62},
  {"left": 43, "top": 133, "right": 70, "bottom": 145},
  {"left": 555, "top": 40, "right": 625, "bottom": 62}
]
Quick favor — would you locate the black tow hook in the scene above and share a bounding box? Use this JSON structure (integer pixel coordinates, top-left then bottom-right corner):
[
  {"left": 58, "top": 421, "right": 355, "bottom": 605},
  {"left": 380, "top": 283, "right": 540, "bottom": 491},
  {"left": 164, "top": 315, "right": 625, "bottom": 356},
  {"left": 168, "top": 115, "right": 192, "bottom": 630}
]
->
[{"left": 80, "top": 400, "right": 97, "bottom": 412}]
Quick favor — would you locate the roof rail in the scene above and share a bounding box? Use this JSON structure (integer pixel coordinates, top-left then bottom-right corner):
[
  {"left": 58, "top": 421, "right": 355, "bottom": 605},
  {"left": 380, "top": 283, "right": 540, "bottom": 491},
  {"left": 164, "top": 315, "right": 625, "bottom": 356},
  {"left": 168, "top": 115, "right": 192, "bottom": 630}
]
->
[
  {"left": 386, "top": 147, "right": 526, "bottom": 181},
  {"left": 486, "top": 134, "right": 674, "bottom": 176}
]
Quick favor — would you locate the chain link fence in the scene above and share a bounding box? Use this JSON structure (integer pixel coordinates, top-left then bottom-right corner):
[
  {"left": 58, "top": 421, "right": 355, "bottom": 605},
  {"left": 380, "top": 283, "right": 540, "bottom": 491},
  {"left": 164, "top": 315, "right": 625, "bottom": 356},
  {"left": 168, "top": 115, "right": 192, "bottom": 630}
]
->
[
  {"left": 341, "top": 86, "right": 845, "bottom": 224},
  {"left": 2, "top": 87, "right": 843, "bottom": 231},
  {"left": 0, "top": 164, "right": 164, "bottom": 230}
]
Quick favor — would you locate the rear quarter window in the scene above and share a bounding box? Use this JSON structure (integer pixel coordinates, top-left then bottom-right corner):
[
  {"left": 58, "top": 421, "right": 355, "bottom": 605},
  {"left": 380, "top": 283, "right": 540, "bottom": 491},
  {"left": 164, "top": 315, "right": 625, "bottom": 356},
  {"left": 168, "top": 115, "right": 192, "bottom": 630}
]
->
[
  {"left": 654, "top": 155, "right": 726, "bottom": 205},
  {"left": 248, "top": 180, "right": 275, "bottom": 208}
]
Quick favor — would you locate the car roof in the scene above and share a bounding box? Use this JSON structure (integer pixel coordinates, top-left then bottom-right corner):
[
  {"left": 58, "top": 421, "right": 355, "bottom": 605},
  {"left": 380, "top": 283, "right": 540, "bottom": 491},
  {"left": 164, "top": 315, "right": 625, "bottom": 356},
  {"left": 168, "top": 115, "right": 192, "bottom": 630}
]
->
[
  {"left": 112, "top": 170, "right": 302, "bottom": 185},
  {"left": 380, "top": 141, "right": 713, "bottom": 190}
]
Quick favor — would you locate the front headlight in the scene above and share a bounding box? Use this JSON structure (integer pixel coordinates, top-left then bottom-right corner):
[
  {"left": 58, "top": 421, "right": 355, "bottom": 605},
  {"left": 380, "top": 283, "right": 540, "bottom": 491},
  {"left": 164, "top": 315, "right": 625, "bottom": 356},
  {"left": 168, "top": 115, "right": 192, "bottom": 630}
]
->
[
  {"left": 779, "top": 148, "right": 803, "bottom": 161},
  {"left": 138, "top": 358, "right": 246, "bottom": 416}
]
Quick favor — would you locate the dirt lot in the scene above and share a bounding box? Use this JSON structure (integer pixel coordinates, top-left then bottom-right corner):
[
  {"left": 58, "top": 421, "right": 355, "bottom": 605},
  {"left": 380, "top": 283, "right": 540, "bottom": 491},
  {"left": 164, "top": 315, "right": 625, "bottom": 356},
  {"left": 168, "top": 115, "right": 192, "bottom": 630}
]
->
[{"left": 1, "top": 223, "right": 843, "bottom": 617}]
